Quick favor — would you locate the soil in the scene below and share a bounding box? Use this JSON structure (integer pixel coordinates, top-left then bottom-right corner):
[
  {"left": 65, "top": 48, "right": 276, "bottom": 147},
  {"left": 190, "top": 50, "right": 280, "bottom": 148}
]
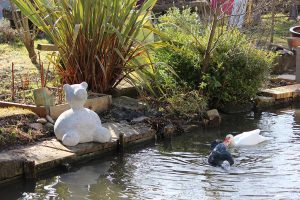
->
[
  {"left": 99, "top": 103, "right": 202, "bottom": 138},
  {"left": 0, "top": 108, "right": 54, "bottom": 150},
  {"left": 267, "top": 78, "right": 297, "bottom": 88}
]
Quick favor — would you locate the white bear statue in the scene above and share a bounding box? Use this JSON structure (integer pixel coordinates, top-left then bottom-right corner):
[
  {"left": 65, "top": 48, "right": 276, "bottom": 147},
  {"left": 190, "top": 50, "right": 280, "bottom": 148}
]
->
[{"left": 54, "top": 82, "right": 111, "bottom": 146}]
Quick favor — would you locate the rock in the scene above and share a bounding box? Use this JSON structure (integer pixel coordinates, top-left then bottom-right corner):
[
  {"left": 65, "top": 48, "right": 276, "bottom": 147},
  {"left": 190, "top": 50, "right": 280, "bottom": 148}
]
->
[
  {"left": 44, "top": 122, "right": 54, "bottom": 131},
  {"left": 131, "top": 116, "right": 149, "bottom": 123},
  {"left": 293, "top": 89, "right": 300, "bottom": 98},
  {"left": 46, "top": 115, "right": 55, "bottom": 124},
  {"left": 255, "top": 96, "right": 275, "bottom": 109},
  {"left": 29, "top": 123, "right": 43, "bottom": 131},
  {"left": 163, "top": 123, "right": 176, "bottom": 137},
  {"left": 273, "top": 52, "right": 296, "bottom": 74},
  {"left": 37, "top": 118, "right": 47, "bottom": 124},
  {"left": 54, "top": 82, "right": 111, "bottom": 146},
  {"left": 110, "top": 106, "right": 145, "bottom": 122},
  {"left": 182, "top": 124, "right": 198, "bottom": 132},
  {"left": 206, "top": 109, "right": 220, "bottom": 121},
  {"left": 60, "top": 163, "right": 71, "bottom": 171},
  {"left": 205, "top": 109, "right": 221, "bottom": 127},
  {"left": 112, "top": 96, "right": 147, "bottom": 111}
]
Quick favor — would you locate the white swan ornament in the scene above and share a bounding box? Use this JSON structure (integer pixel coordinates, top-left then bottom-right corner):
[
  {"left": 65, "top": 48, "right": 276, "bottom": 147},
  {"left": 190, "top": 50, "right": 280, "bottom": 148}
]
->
[{"left": 224, "top": 129, "right": 270, "bottom": 147}]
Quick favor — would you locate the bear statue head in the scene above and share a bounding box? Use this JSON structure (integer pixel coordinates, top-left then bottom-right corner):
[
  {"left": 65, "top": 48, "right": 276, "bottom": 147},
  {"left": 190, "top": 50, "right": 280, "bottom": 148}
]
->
[{"left": 63, "top": 82, "right": 88, "bottom": 109}]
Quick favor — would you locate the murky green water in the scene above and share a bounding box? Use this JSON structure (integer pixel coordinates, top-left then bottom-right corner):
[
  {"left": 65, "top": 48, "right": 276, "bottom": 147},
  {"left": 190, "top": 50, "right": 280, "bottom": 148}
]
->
[{"left": 1, "top": 106, "right": 300, "bottom": 200}]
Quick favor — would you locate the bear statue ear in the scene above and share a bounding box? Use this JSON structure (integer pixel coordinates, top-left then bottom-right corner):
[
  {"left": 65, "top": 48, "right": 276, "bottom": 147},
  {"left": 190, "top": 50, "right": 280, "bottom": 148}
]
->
[
  {"left": 81, "top": 82, "right": 88, "bottom": 89},
  {"left": 63, "top": 84, "right": 71, "bottom": 92}
]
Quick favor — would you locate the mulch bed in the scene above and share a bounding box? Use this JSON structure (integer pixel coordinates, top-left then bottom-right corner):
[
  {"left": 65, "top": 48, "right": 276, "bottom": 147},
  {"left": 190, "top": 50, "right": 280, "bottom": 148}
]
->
[{"left": 0, "top": 111, "right": 54, "bottom": 150}]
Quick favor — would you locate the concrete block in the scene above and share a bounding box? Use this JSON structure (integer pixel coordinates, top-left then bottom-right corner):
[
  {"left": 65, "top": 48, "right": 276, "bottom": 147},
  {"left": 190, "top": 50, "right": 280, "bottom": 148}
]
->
[{"left": 255, "top": 96, "right": 275, "bottom": 108}]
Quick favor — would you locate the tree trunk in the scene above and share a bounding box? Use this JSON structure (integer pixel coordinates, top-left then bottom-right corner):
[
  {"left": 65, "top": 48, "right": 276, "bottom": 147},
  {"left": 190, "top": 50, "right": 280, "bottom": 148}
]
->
[
  {"left": 245, "top": 0, "right": 254, "bottom": 26},
  {"left": 22, "top": 15, "right": 37, "bottom": 64},
  {"left": 270, "top": 0, "right": 276, "bottom": 44},
  {"left": 9, "top": 0, "right": 37, "bottom": 64},
  {"left": 25, "top": 40, "right": 37, "bottom": 64},
  {"left": 202, "top": 8, "right": 219, "bottom": 74},
  {"left": 289, "top": 0, "right": 298, "bottom": 20},
  {"left": 252, "top": 0, "right": 261, "bottom": 25}
]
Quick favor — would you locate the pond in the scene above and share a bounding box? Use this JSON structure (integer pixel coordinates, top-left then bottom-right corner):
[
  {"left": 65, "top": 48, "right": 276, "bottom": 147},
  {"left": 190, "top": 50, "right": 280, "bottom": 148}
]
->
[{"left": 1, "top": 105, "right": 300, "bottom": 199}]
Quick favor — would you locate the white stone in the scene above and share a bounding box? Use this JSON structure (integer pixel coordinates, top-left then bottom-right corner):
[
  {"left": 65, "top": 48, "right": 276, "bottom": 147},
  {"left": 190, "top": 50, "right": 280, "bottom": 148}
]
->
[
  {"left": 54, "top": 82, "right": 112, "bottom": 146},
  {"left": 46, "top": 115, "right": 55, "bottom": 124},
  {"left": 206, "top": 109, "right": 220, "bottom": 121},
  {"left": 29, "top": 123, "right": 43, "bottom": 131},
  {"left": 37, "top": 118, "right": 47, "bottom": 124},
  {"left": 131, "top": 116, "right": 149, "bottom": 123}
]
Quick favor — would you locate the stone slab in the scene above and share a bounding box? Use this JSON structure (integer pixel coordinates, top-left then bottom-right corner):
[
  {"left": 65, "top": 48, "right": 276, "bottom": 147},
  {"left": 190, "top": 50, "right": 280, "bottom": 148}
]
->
[
  {"left": 0, "top": 122, "right": 155, "bottom": 183},
  {"left": 260, "top": 84, "right": 300, "bottom": 99},
  {"left": 112, "top": 96, "right": 147, "bottom": 111},
  {"left": 275, "top": 74, "right": 296, "bottom": 81}
]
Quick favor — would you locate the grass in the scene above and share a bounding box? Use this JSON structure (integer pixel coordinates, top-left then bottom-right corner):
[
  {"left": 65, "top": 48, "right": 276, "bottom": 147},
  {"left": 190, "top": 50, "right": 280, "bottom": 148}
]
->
[
  {"left": 0, "top": 37, "right": 60, "bottom": 104},
  {"left": 243, "top": 13, "right": 297, "bottom": 47},
  {"left": 268, "top": 13, "right": 297, "bottom": 46},
  {"left": 0, "top": 38, "right": 51, "bottom": 74}
]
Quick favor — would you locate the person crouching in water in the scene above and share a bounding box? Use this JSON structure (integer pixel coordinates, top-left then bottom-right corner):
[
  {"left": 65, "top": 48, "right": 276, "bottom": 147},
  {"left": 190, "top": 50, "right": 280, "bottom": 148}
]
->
[{"left": 208, "top": 139, "right": 234, "bottom": 170}]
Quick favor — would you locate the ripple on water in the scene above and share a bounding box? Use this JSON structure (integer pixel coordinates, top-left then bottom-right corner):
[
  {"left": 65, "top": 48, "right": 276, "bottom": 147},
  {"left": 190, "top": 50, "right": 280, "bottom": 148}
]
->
[{"left": 1, "top": 107, "right": 300, "bottom": 199}]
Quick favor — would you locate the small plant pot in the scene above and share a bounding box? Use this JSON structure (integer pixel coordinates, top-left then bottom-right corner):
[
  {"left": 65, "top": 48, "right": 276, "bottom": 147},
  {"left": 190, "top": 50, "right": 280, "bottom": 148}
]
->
[{"left": 33, "top": 87, "right": 55, "bottom": 107}]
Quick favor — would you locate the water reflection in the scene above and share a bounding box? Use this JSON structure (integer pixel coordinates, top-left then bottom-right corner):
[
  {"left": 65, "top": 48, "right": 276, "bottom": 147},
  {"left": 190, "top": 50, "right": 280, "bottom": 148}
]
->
[{"left": 1, "top": 106, "right": 300, "bottom": 199}]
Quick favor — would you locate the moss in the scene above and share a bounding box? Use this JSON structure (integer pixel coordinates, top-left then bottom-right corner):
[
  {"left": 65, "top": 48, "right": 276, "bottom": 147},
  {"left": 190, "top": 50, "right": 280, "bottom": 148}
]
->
[{"left": 0, "top": 106, "right": 34, "bottom": 116}]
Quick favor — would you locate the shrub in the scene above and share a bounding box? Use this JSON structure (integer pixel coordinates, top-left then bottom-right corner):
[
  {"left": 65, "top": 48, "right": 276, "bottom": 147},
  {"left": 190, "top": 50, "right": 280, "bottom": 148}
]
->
[
  {"left": 0, "top": 19, "right": 19, "bottom": 43},
  {"left": 156, "top": 7, "right": 203, "bottom": 89},
  {"left": 13, "top": 0, "right": 158, "bottom": 93},
  {"left": 155, "top": 8, "right": 277, "bottom": 108},
  {"left": 167, "top": 89, "right": 207, "bottom": 116},
  {"left": 204, "top": 29, "right": 277, "bottom": 106}
]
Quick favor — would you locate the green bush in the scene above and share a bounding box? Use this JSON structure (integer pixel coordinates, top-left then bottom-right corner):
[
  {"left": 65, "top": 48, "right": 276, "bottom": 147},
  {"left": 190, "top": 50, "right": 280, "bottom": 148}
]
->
[
  {"left": 167, "top": 89, "right": 207, "bottom": 116},
  {"left": 205, "top": 29, "right": 276, "bottom": 105},
  {"left": 156, "top": 7, "right": 203, "bottom": 89},
  {"left": 156, "top": 7, "right": 277, "bottom": 108}
]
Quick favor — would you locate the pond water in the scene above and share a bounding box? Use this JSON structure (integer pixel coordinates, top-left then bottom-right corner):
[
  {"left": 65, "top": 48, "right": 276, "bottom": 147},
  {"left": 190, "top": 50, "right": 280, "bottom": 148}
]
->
[{"left": 1, "top": 105, "right": 300, "bottom": 200}]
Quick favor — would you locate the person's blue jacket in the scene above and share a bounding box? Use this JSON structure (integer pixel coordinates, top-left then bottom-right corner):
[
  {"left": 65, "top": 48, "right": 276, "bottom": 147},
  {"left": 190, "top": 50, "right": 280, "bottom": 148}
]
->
[{"left": 208, "top": 141, "right": 234, "bottom": 167}]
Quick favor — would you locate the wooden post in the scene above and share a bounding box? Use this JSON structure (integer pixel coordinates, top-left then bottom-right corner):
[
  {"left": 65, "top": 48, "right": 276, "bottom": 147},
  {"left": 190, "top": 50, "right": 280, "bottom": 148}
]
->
[
  {"left": 296, "top": 47, "right": 300, "bottom": 83},
  {"left": 11, "top": 62, "right": 15, "bottom": 101},
  {"left": 117, "top": 133, "right": 125, "bottom": 152},
  {"left": 40, "top": 62, "right": 45, "bottom": 88},
  {"left": 24, "top": 160, "right": 36, "bottom": 180}
]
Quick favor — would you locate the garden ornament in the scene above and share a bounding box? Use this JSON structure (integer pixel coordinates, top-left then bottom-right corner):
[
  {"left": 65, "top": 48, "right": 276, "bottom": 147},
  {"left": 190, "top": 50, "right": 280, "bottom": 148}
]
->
[{"left": 54, "top": 82, "right": 111, "bottom": 146}]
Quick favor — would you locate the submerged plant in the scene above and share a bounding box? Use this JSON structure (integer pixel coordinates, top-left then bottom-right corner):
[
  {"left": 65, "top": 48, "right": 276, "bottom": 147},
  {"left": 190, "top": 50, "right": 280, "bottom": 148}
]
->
[{"left": 12, "top": 0, "right": 158, "bottom": 93}]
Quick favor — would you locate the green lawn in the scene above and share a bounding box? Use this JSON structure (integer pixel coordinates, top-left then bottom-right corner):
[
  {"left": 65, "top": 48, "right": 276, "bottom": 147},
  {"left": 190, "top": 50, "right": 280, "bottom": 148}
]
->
[
  {"left": 0, "top": 38, "right": 58, "bottom": 104},
  {"left": 243, "top": 13, "right": 297, "bottom": 47}
]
